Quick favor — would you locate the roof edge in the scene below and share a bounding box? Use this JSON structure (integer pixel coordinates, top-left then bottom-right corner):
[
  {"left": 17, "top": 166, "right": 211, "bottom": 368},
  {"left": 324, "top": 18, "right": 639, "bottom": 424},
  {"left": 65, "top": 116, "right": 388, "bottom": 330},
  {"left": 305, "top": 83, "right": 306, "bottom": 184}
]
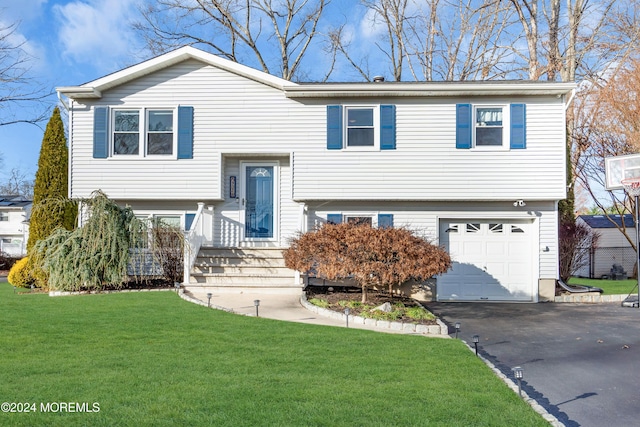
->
[
  {"left": 284, "top": 82, "right": 576, "bottom": 98},
  {"left": 57, "top": 46, "right": 294, "bottom": 100}
]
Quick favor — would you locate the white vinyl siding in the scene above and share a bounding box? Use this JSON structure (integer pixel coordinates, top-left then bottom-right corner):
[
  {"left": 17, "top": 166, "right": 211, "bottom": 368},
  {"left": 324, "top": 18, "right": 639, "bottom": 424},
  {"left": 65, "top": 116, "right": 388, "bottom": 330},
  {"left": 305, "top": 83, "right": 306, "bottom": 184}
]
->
[
  {"left": 69, "top": 59, "right": 565, "bottom": 202},
  {"left": 70, "top": 59, "right": 297, "bottom": 200},
  {"left": 293, "top": 99, "right": 565, "bottom": 201}
]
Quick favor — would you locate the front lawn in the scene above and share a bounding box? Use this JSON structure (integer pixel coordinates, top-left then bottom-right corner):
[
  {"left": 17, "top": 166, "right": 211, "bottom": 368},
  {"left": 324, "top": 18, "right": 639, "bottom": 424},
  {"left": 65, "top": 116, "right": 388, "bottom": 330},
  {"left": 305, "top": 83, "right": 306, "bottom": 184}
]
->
[
  {"left": 0, "top": 281, "right": 546, "bottom": 426},
  {"left": 569, "top": 277, "right": 638, "bottom": 295}
]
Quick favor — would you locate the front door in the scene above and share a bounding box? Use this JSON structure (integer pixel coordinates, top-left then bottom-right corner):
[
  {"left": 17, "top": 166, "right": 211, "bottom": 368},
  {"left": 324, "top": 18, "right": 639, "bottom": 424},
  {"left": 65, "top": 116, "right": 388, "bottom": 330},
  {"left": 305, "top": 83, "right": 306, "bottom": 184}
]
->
[{"left": 242, "top": 163, "right": 277, "bottom": 240}]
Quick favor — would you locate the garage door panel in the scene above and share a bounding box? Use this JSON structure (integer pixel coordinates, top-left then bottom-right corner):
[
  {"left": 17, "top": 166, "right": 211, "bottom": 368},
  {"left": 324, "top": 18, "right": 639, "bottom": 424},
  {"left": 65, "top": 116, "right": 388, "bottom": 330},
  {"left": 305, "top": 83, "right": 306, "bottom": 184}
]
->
[
  {"left": 438, "top": 220, "right": 533, "bottom": 302},
  {"left": 462, "top": 241, "right": 483, "bottom": 257},
  {"left": 486, "top": 242, "right": 507, "bottom": 256}
]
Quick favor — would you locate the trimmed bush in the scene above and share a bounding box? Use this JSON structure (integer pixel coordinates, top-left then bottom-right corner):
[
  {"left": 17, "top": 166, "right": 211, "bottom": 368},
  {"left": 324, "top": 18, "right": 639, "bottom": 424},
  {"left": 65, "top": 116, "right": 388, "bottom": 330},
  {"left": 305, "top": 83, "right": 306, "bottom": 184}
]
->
[
  {"left": 284, "top": 222, "right": 451, "bottom": 303},
  {"left": 7, "top": 257, "right": 33, "bottom": 288}
]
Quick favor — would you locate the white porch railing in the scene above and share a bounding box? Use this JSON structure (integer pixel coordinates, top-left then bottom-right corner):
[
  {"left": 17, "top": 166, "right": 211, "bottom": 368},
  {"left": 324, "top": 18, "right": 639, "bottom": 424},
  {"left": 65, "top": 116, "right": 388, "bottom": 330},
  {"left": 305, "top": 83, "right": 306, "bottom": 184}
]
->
[{"left": 183, "top": 203, "right": 214, "bottom": 284}]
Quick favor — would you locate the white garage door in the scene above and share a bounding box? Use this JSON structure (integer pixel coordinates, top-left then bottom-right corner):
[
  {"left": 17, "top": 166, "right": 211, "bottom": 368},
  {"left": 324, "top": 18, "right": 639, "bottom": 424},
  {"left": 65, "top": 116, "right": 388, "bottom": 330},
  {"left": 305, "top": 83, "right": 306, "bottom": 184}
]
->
[{"left": 438, "top": 220, "right": 534, "bottom": 302}]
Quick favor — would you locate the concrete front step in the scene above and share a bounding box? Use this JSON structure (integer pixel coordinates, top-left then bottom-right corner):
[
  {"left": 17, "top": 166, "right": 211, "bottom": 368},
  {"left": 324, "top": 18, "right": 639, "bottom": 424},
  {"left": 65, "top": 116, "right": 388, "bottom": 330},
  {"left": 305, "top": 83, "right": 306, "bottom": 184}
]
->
[
  {"left": 197, "top": 247, "right": 286, "bottom": 259},
  {"left": 194, "top": 257, "right": 287, "bottom": 268},
  {"left": 192, "top": 265, "right": 294, "bottom": 275},
  {"left": 190, "top": 273, "right": 299, "bottom": 285},
  {"left": 188, "top": 246, "right": 299, "bottom": 290}
]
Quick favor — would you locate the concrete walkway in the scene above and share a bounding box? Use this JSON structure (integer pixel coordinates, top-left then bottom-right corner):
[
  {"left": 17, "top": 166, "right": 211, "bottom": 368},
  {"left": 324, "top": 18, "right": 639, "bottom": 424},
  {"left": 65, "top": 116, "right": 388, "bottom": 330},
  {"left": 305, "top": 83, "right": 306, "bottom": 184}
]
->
[{"left": 184, "top": 289, "right": 426, "bottom": 335}]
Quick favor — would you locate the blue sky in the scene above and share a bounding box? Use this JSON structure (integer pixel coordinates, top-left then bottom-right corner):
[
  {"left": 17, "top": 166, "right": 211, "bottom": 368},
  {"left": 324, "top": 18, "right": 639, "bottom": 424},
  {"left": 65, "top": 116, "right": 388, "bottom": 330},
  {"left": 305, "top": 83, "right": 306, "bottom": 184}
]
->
[
  {"left": 0, "top": 0, "right": 151, "bottom": 181},
  {"left": 0, "top": 0, "right": 375, "bottom": 184}
]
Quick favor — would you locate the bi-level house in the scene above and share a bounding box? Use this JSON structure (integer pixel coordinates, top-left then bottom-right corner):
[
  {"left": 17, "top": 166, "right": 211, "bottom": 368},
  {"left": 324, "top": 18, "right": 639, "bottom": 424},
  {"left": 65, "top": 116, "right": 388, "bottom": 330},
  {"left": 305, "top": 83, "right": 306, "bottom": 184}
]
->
[{"left": 57, "top": 46, "right": 574, "bottom": 302}]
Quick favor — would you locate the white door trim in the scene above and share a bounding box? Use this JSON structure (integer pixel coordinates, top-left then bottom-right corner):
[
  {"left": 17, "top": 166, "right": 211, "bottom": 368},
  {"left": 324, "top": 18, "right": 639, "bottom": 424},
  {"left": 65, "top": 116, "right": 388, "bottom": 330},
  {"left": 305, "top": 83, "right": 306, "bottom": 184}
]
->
[{"left": 239, "top": 161, "right": 280, "bottom": 243}]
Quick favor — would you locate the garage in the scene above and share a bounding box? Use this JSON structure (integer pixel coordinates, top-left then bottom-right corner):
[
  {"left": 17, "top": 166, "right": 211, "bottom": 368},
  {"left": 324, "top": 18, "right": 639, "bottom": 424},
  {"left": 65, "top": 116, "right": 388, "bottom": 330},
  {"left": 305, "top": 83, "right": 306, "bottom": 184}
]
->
[{"left": 437, "top": 219, "right": 534, "bottom": 302}]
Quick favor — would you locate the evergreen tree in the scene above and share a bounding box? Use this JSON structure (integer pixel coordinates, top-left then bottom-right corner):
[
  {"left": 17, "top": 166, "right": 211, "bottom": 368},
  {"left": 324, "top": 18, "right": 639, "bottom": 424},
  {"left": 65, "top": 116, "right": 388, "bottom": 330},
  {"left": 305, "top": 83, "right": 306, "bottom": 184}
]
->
[{"left": 27, "top": 107, "right": 75, "bottom": 251}]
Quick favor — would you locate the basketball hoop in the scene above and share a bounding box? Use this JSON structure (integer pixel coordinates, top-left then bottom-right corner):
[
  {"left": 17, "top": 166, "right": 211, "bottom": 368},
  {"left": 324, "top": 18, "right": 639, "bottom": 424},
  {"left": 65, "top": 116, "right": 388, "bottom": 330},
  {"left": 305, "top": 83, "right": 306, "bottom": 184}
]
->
[{"left": 621, "top": 178, "right": 640, "bottom": 198}]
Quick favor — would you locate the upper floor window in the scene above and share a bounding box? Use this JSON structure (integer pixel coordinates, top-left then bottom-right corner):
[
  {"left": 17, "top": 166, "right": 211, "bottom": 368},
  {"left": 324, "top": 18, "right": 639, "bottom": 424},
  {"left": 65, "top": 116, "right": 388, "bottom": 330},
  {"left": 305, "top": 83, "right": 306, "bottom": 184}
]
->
[
  {"left": 327, "top": 105, "right": 396, "bottom": 150},
  {"left": 147, "top": 111, "right": 174, "bottom": 155},
  {"left": 93, "top": 106, "right": 193, "bottom": 160},
  {"left": 114, "top": 110, "right": 140, "bottom": 155},
  {"left": 113, "top": 109, "right": 174, "bottom": 156},
  {"left": 475, "top": 107, "right": 504, "bottom": 146},
  {"left": 456, "top": 103, "right": 526, "bottom": 150},
  {"left": 346, "top": 107, "right": 375, "bottom": 147}
]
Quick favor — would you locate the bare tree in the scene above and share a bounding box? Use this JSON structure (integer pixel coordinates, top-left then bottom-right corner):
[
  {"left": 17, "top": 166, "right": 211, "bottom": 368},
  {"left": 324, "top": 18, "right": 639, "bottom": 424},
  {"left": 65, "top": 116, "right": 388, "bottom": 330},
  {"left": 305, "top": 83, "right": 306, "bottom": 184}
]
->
[
  {"left": 0, "top": 21, "right": 49, "bottom": 127},
  {"left": 0, "top": 168, "right": 34, "bottom": 199},
  {"left": 134, "top": 0, "right": 330, "bottom": 81},
  {"left": 329, "top": 0, "right": 515, "bottom": 81},
  {"left": 573, "top": 59, "right": 640, "bottom": 248}
]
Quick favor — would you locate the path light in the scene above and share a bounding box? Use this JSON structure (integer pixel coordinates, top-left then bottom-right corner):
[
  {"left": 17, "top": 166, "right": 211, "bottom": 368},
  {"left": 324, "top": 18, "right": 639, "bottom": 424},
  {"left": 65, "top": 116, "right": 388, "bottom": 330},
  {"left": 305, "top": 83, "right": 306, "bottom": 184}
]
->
[
  {"left": 254, "top": 299, "right": 260, "bottom": 317},
  {"left": 174, "top": 282, "right": 180, "bottom": 293},
  {"left": 455, "top": 322, "right": 461, "bottom": 339},
  {"left": 13, "top": 286, "right": 16, "bottom": 294},
  {"left": 512, "top": 366, "right": 524, "bottom": 397},
  {"left": 472, "top": 335, "right": 480, "bottom": 356},
  {"left": 345, "top": 308, "right": 350, "bottom": 328},
  {"left": 207, "top": 293, "right": 212, "bottom": 308}
]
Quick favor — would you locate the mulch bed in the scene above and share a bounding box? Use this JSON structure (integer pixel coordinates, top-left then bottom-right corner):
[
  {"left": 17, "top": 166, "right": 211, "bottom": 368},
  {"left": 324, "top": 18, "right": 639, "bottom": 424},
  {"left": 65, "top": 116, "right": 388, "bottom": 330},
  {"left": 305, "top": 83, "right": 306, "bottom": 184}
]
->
[{"left": 305, "top": 285, "right": 438, "bottom": 325}]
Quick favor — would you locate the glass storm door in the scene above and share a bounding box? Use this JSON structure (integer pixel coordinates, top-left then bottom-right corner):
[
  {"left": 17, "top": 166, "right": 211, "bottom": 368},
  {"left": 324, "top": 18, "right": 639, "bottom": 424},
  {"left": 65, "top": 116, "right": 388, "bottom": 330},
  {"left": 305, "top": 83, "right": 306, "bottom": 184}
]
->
[{"left": 244, "top": 165, "right": 274, "bottom": 239}]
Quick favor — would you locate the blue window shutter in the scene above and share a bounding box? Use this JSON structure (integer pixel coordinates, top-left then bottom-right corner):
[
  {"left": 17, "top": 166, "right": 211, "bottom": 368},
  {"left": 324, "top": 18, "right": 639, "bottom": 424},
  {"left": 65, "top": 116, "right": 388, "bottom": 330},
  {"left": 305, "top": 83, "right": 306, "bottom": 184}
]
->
[
  {"left": 378, "top": 214, "right": 394, "bottom": 228},
  {"left": 93, "top": 107, "right": 108, "bottom": 159},
  {"left": 327, "top": 105, "right": 343, "bottom": 150},
  {"left": 177, "top": 106, "right": 194, "bottom": 159},
  {"left": 185, "top": 213, "right": 196, "bottom": 231},
  {"left": 327, "top": 213, "right": 342, "bottom": 224},
  {"left": 380, "top": 105, "right": 396, "bottom": 150},
  {"left": 456, "top": 104, "right": 472, "bottom": 149},
  {"left": 510, "top": 103, "right": 526, "bottom": 149}
]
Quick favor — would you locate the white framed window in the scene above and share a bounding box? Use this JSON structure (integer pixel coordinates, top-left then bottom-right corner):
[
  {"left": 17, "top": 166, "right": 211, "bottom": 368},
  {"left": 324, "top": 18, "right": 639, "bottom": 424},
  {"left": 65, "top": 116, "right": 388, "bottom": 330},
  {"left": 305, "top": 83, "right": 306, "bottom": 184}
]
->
[
  {"left": 345, "top": 106, "right": 378, "bottom": 148},
  {"left": 474, "top": 105, "right": 509, "bottom": 148},
  {"left": 0, "top": 212, "right": 8, "bottom": 221},
  {"left": 147, "top": 110, "right": 174, "bottom": 155},
  {"left": 345, "top": 215, "right": 373, "bottom": 226},
  {"left": 111, "top": 109, "right": 176, "bottom": 157},
  {"left": 113, "top": 110, "right": 140, "bottom": 155},
  {"left": 154, "top": 215, "right": 181, "bottom": 227}
]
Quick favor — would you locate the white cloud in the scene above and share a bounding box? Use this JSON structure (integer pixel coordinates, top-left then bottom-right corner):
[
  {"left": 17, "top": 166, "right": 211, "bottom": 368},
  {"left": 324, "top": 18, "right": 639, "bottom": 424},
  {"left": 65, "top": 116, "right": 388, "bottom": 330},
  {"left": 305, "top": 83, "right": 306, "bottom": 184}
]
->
[
  {"left": 359, "top": 8, "right": 386, "bottom": 39},
  {"left": 54, "top": 0, "right": 141, "bottom": 72}
]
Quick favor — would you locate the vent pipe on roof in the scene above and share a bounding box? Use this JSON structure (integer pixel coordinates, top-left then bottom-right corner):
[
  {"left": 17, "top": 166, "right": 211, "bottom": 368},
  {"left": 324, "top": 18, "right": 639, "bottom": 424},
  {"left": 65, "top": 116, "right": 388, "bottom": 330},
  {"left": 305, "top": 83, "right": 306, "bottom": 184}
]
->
[{"left": 373, "top": 76, "right": 385, "bottom": 82}]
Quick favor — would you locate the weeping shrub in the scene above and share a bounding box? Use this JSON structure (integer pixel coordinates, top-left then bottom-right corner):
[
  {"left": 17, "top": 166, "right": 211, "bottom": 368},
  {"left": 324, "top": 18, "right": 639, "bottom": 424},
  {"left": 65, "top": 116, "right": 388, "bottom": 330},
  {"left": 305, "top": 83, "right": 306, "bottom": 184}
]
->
[{"left": 32, "top": 191, "right": 147, "bottom": 291}]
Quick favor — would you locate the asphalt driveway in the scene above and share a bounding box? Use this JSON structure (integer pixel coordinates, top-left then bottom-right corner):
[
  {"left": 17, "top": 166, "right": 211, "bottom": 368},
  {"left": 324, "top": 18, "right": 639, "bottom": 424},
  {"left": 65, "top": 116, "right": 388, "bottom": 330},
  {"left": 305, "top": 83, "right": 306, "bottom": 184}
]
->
[{"left": 425, "top": 302, "right": 640, "bottom": 427}]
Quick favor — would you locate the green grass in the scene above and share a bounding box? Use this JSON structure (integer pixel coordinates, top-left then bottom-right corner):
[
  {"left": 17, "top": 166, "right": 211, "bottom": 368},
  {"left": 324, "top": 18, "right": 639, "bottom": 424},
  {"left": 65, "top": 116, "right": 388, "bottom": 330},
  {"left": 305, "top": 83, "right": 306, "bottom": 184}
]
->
[
  {"left": 0, "top": 280, "right": 546, "bottom": 426},
  {"left": 569, "top": 277, "right": 638, "bottom": 295}
]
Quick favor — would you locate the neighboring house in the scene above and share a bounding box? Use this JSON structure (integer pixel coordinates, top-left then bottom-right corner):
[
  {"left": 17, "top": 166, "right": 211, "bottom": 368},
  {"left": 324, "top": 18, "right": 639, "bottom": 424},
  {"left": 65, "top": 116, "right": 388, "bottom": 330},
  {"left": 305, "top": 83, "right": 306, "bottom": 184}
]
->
[
  {"left": 576, "top": 215, "right": 635, "bottom": 279},
  {"left": 0, "top": 195, "right": 31, "bottom": 257},
  {"left": 56, "top": 46, "right": 574, "bottom": 302}
]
